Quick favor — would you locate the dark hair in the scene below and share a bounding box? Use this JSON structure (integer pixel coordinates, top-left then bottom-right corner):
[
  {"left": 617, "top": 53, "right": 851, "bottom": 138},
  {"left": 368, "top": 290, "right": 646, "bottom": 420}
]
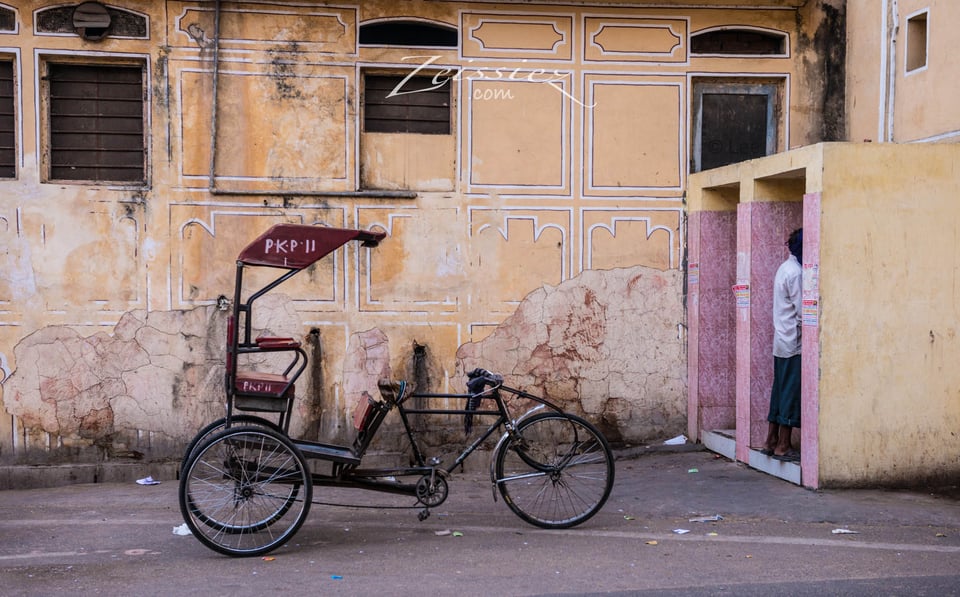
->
[{"left": 787, "top": 228, "right": 803, "bottom": 261}]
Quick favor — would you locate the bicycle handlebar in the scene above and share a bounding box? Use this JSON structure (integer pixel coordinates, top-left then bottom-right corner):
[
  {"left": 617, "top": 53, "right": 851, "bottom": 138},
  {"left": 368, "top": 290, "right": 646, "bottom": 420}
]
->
[{"left": 466, "top": 368, "right": 503, "bottom": 389}]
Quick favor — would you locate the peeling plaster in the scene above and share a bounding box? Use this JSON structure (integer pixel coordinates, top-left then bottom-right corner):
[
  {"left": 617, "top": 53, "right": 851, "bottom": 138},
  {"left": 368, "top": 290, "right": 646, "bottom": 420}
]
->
[
  {"left": 1, "top": 267, "right": 686, "bottom": 464},
  {"left": 457, "top": 265, "right": 687, "bottom": 445},
  {"left": 1, "top": 294, "right": 306, "bottom": 464}
]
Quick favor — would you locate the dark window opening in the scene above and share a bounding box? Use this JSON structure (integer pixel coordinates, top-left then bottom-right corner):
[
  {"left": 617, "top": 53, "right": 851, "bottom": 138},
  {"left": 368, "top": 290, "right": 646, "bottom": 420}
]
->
[
  {"left": 693, "top": 84, "right": 777, "bottom": 172},
  {"left": 906, "top": 12, "right": 928, "bottom": 72},
  {"left": 699, "top": 93, "right": 768, "bottom": 170},
  {"left": 359, "top": 21, "right": 458, "bottom": 47},
  {"left": 47, "top": 63, "right": 145, "bottom": 183},
  {"left": 691, "top": 29, "right": 786, "bottom": 55},
  {"left": 0, "top": 61, "right": 14, "bottom": 178},
  {"left": 364, "top": 74, "right": 450, "bottom": 135},
  {"left": 0, "top": 8, "right": 15, "bottom": 32}
]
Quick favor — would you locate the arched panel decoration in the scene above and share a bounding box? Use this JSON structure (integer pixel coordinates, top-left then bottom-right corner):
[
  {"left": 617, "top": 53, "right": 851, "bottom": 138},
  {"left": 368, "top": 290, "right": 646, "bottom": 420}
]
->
[{"left": 35, "top": 3, "right": 147, "bottom": 39}]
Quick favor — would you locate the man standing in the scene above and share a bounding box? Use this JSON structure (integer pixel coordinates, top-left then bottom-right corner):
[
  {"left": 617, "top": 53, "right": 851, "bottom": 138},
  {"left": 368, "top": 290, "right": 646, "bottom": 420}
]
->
[{"left": 764, "top": 228, "right": 803, "bottom": 462}]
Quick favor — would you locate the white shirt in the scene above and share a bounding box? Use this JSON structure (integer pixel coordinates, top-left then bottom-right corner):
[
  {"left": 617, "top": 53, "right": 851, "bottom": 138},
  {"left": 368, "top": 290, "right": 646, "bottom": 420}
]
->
[{"left": 772, "top": 254, "right": 802, "bottom": 358}]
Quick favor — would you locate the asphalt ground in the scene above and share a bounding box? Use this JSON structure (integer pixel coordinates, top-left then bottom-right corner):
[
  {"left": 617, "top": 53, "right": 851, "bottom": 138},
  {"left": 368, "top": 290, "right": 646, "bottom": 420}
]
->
[{"left": 0, "top": 448, "right": 958, "bottom": 596}]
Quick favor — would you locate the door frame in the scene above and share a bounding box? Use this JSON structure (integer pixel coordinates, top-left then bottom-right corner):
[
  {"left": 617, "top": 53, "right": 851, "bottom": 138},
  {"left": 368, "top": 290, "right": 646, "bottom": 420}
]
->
[{"left": 691, "top": 82, "right": 779, "bottom": 172}]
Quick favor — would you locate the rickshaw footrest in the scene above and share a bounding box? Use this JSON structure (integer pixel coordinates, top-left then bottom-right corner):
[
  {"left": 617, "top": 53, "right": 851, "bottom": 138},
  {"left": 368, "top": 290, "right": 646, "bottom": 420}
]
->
[{"left": 297, "top": 441, "right": 361, "bottom": 465}]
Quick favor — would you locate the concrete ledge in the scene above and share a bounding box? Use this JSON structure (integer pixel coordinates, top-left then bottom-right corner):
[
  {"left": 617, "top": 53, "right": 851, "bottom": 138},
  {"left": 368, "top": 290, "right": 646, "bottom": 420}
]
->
[
  {"left": 702, "top": 429, "right": 736, "bottom": 460},
  {"left": 0, "top": 462, "right": 180, "bottom": 491},
  {"left": 748, "top": 449, "right": 802, "bottom": 485},
  {"left": 1, "top": 440, "right": 703, "bottom": 491},
  {"left": 702, "top": 429, "right": 801, "bottom": 486}
]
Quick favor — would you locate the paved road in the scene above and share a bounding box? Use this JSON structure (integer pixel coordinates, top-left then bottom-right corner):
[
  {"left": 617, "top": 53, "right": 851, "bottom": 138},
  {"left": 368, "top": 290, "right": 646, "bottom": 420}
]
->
[{"left": 1, "top": 449, "right": 958, "bottom": 596}]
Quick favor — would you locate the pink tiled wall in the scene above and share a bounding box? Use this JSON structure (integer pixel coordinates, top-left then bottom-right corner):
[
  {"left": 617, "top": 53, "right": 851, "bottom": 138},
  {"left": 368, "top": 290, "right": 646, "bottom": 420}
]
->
[
  {"left": 687, "top": 210, "right": 737, "bottom": 440},
  {"left": 691, "top": 201, "right": 804, "bottom": 464}
]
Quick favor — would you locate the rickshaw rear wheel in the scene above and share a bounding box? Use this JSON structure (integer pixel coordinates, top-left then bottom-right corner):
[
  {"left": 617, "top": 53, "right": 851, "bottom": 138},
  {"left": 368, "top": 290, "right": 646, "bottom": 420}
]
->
[{"left": 179, "top": 426, "right": 312, "bottom": 557}]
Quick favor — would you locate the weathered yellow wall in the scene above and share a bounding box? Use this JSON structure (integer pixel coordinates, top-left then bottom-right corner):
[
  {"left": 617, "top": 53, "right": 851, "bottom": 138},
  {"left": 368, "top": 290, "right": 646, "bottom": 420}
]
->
[
  {"left": 0, "top": 0, "right": 834, "bottom": 465},
  {"left": 844, "top": 1, "right": 883, "bottom": 142},
  {"left": 818, "top": 143, "right": 960, "bottom": 485},
  {"left": 847, "top": 0, "right": 960, "bottom": 143}
]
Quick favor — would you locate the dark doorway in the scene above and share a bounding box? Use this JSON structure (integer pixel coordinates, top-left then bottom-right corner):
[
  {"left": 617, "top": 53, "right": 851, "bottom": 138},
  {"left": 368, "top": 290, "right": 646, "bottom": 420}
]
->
[{"left": 692, "top": 83, "right": 778, "bottom": 172}]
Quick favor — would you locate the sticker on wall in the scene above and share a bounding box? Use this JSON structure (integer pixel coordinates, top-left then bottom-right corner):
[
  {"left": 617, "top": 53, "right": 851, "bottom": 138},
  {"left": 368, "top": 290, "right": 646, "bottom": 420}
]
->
[
  {"left": 802, "top": 299, "right": 819, "bottom": 327},
  {"left": 688, "top": 263, "right": 699, "bottom": 286},
  {"left": 732, "top": 283, "right": 750, "bottom": 308}
]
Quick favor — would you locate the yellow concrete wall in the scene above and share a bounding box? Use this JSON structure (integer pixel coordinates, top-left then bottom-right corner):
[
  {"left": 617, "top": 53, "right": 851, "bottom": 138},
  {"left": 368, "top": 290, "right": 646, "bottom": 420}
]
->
[
  {"left": 817, "top": 143, "right": 960, "bottom": 485},
  {"left": 847, "top": 0, "right": 960, "bottom": 143},
  {"left": 0, "top": 0, "right": 834, "bottom": 464},
  {"left": 845, "top": 0, "right": 883, "bottom": 142}
]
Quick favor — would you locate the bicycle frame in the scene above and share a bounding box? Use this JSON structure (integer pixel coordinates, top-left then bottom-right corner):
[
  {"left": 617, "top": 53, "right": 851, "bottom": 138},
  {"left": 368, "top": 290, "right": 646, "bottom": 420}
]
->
[{"left": 304, "top": 380, "right": 565, "bottom": 500}]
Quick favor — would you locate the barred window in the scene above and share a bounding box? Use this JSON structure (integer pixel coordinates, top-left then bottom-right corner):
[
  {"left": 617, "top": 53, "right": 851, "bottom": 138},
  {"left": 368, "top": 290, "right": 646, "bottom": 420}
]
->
[
  {"left": 0, "top": 60, "right": 15, "bottom": 178},
  {"left": 45, "top": 62, "right": 145, "bottom": 183},
  {"left": 363, "top": 74, "right": 451, "bottom": 135}
]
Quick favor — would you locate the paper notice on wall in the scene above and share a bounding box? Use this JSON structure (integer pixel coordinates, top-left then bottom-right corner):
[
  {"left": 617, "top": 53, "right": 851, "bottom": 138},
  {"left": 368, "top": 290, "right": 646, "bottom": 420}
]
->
[
  {"left": 802, "top": 299, "right": 819, "bottom": 326},
  {"left": 802, "top": 264, "right": 819, "bottom": 294},
  {"left": 802, "top": 264, "right": 819, "bottom": 327},
  {"left": 688, "top": 263, "right": 699, "bottom": 286},
  {"left": 732, "top": 284, "right": 750, "bottom": 308}
]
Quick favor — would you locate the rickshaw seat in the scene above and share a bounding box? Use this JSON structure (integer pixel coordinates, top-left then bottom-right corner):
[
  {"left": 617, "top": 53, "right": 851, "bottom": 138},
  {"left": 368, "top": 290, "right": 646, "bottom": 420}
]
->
[
  {"left": 234, "top": 371, "right": 294, "bottom": 412},
  {"left": 255, "top": 336, "right": 300, "bottom": 349}
]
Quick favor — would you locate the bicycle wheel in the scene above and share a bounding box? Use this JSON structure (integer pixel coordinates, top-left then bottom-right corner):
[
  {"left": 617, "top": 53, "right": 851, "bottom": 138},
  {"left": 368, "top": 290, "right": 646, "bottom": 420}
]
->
[
  {"left": 179, "top": 426, "right": 312, "bottom": 557},
  {"left": 180, "top": 415, "right": 283, "bottom": 477},
  {"left": 494, "top": 412, "right": 614, "bottom": 529}
]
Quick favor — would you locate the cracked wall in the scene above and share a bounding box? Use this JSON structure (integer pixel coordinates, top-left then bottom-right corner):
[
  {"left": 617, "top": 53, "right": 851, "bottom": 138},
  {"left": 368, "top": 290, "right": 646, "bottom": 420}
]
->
[
  {"left": 457, "top": 266, "right": 686, "bottom": 445},
  {"left": 2, "top": 265, "right": 683, "bottom": 464},
  {"left": 1, "top": 294, "right": 308, "bottom": 464}
]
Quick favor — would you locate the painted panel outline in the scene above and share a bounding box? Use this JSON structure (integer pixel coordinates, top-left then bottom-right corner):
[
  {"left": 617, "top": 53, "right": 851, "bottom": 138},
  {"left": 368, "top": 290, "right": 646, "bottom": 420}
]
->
[
  {"left": 460, "top": 11, "right": 575, "bottom": 62},
  {"left": 176, "top": 67, "right": 352, "bottom": 189},
  {"left": 174, "top": 208, "right": 349, "bottom": 310},
  {"left": 171, "top": 3, "right": 354, "bottom": 54},
  {"left": 468, "top": 205, "right": 573, "bottom": 299},
  {"left": 583, "top": 15, "right": 689, "bottom": 65},
  {"left": 464, "top": 74, "right": 573, "bottom": 195},
  {"left": 580, "top": 208, "right": 683, "bottom": 272},
  {"left": 356, "top": 206, "right": 461, "bottom": 312},
  {"left": 582, "top": 75, "right": 686, "bottom": 196}
]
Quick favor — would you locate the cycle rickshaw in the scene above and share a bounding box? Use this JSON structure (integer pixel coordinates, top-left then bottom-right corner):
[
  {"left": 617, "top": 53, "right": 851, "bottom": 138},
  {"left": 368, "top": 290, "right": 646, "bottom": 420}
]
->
[{"left": 178, "top": 224, "right": 616, "bottom": 557}]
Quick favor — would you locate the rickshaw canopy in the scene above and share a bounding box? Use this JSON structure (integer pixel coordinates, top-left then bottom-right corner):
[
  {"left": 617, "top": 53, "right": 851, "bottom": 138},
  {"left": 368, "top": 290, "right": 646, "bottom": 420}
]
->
[{"left": 237, "top": 224, "right": 386, "bottom": 270}]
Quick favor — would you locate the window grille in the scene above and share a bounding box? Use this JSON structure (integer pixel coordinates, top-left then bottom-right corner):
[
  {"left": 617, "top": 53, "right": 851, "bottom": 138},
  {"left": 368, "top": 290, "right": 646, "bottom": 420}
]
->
[{"left": 47, "top": 63, "right": 145, "bottom": 183}]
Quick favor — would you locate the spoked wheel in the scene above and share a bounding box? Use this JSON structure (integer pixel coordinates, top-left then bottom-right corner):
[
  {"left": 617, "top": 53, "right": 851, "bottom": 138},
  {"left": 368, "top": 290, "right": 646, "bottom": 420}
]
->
[
  {"left": 179, "top": 426, "right": 312, "bottom": 557},
  {"left": 180, "top": 415, "right": 283, "bottom": 477},
  {"left": 494, "top": 413, "right": 614, "bottom": 529}
]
